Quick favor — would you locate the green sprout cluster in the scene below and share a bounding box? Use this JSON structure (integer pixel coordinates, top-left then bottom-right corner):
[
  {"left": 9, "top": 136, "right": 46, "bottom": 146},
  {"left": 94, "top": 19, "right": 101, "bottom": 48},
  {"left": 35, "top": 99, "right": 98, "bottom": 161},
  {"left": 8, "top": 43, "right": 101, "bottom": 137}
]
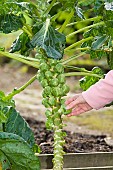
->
[{"left": 37, "top": 54, "right": 70, "bottom": 170}]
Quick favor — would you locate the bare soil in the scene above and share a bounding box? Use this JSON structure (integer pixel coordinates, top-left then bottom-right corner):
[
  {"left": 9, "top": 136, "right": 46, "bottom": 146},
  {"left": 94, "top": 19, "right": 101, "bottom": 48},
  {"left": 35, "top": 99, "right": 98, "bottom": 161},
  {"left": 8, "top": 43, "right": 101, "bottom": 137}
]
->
[{"left": 26, "top": 117, "right": 113, "bottom": 154}]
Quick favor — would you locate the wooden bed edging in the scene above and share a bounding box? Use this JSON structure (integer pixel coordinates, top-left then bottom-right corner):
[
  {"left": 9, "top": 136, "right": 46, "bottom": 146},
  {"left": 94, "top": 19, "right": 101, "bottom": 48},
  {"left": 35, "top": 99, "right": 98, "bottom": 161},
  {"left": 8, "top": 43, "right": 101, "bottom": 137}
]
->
[{"left": 36, "top": 152, "right": 113, "bottom": 169}]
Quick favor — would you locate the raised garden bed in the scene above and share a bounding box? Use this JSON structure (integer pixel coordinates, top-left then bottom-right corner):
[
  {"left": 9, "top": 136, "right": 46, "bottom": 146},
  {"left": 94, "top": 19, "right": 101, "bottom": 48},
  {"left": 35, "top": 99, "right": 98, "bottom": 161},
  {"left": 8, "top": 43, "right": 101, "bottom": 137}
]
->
[
  {"left": 26, "top": 117, "right": 113, "bottom": 170},
  {"left": 38, "top": 152, "right": 113, "bottom": 170}
]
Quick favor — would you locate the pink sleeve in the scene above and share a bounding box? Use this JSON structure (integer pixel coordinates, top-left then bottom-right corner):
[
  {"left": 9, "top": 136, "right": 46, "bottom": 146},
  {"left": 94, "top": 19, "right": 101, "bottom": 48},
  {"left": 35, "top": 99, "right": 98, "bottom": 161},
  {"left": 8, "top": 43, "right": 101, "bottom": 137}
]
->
[{"left": 82, "top": 70, "right": 113, "bottom": 109}]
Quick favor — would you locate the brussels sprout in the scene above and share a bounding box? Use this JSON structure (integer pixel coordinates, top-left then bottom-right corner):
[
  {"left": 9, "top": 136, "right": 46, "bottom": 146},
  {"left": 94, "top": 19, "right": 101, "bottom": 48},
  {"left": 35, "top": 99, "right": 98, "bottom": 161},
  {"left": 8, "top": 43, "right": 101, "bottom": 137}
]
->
[
  {"left": 40, "top": 59, "right": 46, "bottom": 63},
  {"left": 43, "top": 86, "right": 52, "bottom": 96},
  {"left": 57, "top": 74, "right": 66, "bottom": 84},
  {"left": 54, "top": 118, "right": 62, "bottom": 126},
  {"left": 55, "top": 63, "right": 64, "bottom": 73},
  {"left": 35, "top": 53, "right": 43, "bottom": 59},
  {"left": 60, "top": 99, "right": 65, "bottom": 105},
  {"left": 46, "top": 118, "right": 54, "bottom": 130},
  {"left": 58, "top": 106, "right": 65, "bottom": 114},
  {"left": 50, "top": 78, "right": 59, "bottom": 87},
  {"left": 42, "top": 91, "right": 47, "bottom": 98},
  {"left": 45, "top": 109, "right": 52, "bottom": 117},
  {"left": 48, "top": 58, "right": 57, "bottom": 66},
  {"left": 39, "top": 63, "right": 49, "bottom": 71},
  {"left": 42, "top": 98, "right": 50, "bottom": 108},
  {"left": 53, "top": 112, "right": 60, "bottom": 119},
  {"left": 64, "top": 109, "right": 72, "bottom": 115},
  {"left": 37, "top": 70, "right": 45, "bottom": 82},
  {"left": 62, "top": 84, "right": 70, "bottom": 95},
  {"left": 48, "top": 96, "right": 56, "bottom": 106},
  {"left": 41, "top": 79, "right": 48, "bottom": 88},
  {"left": 45, "top": 71, "right": 53, "bottom": 79},
  {"left": 52, "top": 87, "right": 61, "bottom": 97},
  {"left": 37, "top": 73, "right": 45, "bottom": 82},
  {"left": 62, "top": 131, "right": 67, "bottom": 137},
  {"left": 52, "top": 107, "right": 59, "bottom": 114}
]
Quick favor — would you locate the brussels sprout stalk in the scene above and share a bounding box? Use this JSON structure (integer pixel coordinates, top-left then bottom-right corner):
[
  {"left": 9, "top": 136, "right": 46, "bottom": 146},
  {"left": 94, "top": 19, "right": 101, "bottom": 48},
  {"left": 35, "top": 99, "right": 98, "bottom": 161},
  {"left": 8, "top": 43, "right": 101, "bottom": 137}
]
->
[
  {"left": 53, "top": 119, "right": 65, "bottom": 170},
  {"left": 37, "top": 53, "right": 70, "bottom": 170}
]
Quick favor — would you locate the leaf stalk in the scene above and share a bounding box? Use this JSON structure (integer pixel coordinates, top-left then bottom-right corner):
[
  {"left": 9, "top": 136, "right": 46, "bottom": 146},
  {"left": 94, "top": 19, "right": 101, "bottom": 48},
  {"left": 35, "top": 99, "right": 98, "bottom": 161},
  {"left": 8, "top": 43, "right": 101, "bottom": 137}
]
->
[
  {"left": 62, "top": 52, "right": 86, "bottom": 64},
  {"left": 0, "top": 51, "right": 39, "bottom": 68},
  {"left": 64, "top": 72, "right": 102, "bottom": 78},
  {"left": 59, "top": 9, "right": 74, "bottom": 33},
  {"left": 4, "top": 75, "right": 37, "bottom": 100},
  {"left": 66, "top": 21, "right": 104, "bottom": 38},
  {"left": 66, "top": 16, "right": 102, "bottom": 27},
  {"left": 65, "top": 37, "right": 93, "bottom": 51},
  {"left": 45, "top": 0, "right": 57, "bottom": 15}
]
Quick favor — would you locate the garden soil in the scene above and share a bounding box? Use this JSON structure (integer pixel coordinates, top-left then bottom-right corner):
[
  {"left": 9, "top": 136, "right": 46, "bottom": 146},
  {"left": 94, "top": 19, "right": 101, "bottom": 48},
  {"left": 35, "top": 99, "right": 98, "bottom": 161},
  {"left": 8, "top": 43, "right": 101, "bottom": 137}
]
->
[{"left": 26, "top": 117, "right": 113, "bottom": 153}]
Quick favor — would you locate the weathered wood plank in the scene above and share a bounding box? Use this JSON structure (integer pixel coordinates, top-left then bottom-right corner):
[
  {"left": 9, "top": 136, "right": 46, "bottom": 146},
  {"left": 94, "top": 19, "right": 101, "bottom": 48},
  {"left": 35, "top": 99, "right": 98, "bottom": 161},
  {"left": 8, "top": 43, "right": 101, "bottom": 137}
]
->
[
  {"left": 37, "top": 152, "right": 113, "bottom": 169},
  {"left": 41, "top": 167, "right": 113, "bottom": 170}
]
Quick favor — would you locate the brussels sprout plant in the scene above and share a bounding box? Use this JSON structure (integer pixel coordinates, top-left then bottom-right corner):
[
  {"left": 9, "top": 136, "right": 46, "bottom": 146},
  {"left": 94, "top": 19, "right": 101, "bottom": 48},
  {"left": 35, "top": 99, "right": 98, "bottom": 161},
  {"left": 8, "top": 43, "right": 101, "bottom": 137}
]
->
[{"left": 0, "top": 0, "right": 113, "bottom": 169}]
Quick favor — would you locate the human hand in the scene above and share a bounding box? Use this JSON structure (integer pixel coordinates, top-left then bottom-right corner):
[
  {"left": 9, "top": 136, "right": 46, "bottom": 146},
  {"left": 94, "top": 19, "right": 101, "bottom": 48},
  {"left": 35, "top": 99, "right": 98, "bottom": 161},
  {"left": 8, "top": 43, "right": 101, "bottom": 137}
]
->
[{"left": 65, "top": 93, "right": 92, "bottom": 117}]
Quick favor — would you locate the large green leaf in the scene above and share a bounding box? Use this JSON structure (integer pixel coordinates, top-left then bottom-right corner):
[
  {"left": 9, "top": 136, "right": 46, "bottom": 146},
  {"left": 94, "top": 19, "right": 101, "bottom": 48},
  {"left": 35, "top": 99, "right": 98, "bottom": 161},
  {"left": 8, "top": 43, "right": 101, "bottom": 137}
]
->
[
  {"left": 30, "top": 20, "right": 66, "bottom": 59},
  {"left": 0, "top": 14, "right": 24, "bottom": 33},
  {"left": 10, "top": 32, "right": 30, "bottom": 56},
  {"left": 80, "top": 67, "right": 104, "bottom": 91},
  {"left": 0, "top": 1, "right": 39, "bottom": 18},
  {"left": 0, "top": 132, "right": 40, "bottom": 170},
  {"left": 92, "top": 35, "right": 108, "bottom": 50},
  {"left": 5, "top": 107, "right": 35, "bottom": 148},
  {"left": 0, "top": 150, "right": 10, "bottom": 170},
  {"left": 0, "top": 91, "right": 15, "bottom": 124}
]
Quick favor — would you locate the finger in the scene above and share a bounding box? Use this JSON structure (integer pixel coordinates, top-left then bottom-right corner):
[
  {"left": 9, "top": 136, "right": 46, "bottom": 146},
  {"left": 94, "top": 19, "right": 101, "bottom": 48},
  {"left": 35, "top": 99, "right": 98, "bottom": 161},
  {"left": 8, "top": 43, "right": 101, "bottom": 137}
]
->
[
  {"left": 65, "top": 98, "right": 74, "bottom": 105},
  {"left": 79, "top": 103, "right": 92, "bottom": 111},
  {"left": 71, "top": 104, "right": 92, "bottom": 115},
  {"left": 67, "top": 108, "right": 86, "bottom": 117},
  {"left": 65, "top": 94, "right": 80, "bottom": 105},
  {"left": 66, "top": 98, "right": 80, "bottom": 110},
  {"left": 67, "top": 106, "right": 81, "bottom": 117}
]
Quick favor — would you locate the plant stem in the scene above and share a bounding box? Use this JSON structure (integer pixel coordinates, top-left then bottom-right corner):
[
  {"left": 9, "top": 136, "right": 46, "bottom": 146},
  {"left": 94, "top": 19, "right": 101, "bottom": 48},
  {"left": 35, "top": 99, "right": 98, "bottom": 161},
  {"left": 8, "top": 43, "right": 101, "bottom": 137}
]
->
[
  {"left": 15, "top": 55, "right": 39, "bottom": 62},
  {"left": 22, "top": 27, "right": 32, "bottom": 38},
  {"left": 62, "top": 52, "right": 86, "bottom": 64},
  {"left": 59, "top": 9, "right": 74, "bottom": 33},
  {"left": 66, "top": 16, "right": 102, "bottom": 27},
  {"left": 45, "top": 0, "right": 57, "bottom": 15},
  {"left": 22, "top": 0, "right": 40, "bottom": 17},
  {"left": 0, "top": 51, "right": 39, "bottom": 68},
  {"left": 0, "top": 123, "right": 3, "bottom": 132},
  {"left": 65, "top": 37, "right": 93, "bottom": 51},
  {"left": 64, "top": 65, "right": 91, "bottom": 73},
  {"left": 4, "top": 75, "right": 37, "bottom": 100},
  {"left": 66, "top": 21, "right": 104, "bottom": 38},
  {"left": 64, "top": 47, "right": 90, "bottom": 54},
  {"left": 53, "top": 126, "right": 64, "bottom": 170},
  {"left": 51, "top": 11, "right": 62, "bottom": 21},
  {"left": 64, "top": 72, "right": 102, "bottom": 78},
  {"left": 24, "top": 23, "right": 33, "bottom": 36},
  {"left": 75, "top": 47, "right": 91, "bottom": 51}
]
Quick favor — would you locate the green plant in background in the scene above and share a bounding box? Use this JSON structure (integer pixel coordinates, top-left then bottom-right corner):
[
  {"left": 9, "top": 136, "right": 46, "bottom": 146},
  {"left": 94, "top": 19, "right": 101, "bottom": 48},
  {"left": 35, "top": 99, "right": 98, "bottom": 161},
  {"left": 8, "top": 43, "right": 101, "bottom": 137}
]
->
[{"left": 0, "top": 0, "right": 113, "bottom": 169}]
